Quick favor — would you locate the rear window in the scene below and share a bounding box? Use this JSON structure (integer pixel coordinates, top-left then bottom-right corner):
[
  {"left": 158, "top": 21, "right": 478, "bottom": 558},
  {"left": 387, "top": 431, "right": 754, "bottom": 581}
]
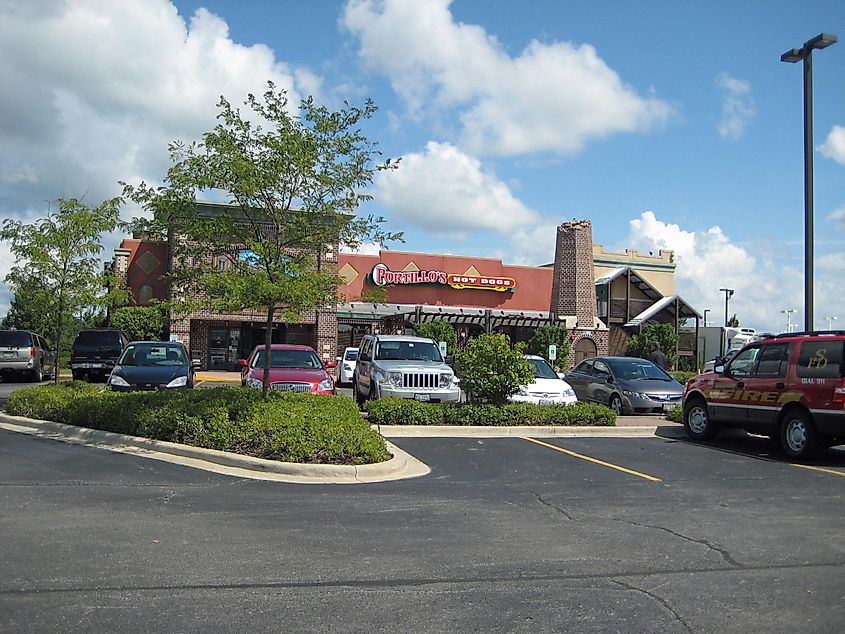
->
[
  {"left": 797, "top": 341, "right": 844, "bottom": 379},
  {"left": 74, "top": 330, "right": 122, "bottom": 350},
  {"left": 344, "top": 349, "right": 358, "bottom": 361},
  {"left": 0, "top": 331, "right": 32, "bottom": 347}
]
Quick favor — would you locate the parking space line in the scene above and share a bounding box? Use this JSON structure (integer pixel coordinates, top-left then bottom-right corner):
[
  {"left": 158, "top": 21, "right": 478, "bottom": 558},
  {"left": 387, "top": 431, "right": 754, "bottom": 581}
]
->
[
  {"left": 521, "top": 437, "right": 662, "bottom": 482},
  {"left": 791, "top": 463, "right": 845, "bottom": 478}
]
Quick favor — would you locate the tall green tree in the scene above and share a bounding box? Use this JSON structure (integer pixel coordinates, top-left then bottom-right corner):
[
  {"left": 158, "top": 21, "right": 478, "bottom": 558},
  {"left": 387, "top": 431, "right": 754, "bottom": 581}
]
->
[
  {"left": 110, "top": 304, "right": 167, "bottom": 341},
  {"left": 0, "top": 198, "right": 123, "bottom": 382},
  {"left": 525, "top": 324, "right": 571, "bottom": 371},
  {"left": 413, "top": 320, "right": 457, "bottom": 356},
  {"left": 456, "top": 334, "right": 534, "bottom": 404},
  {"left": 626, "top": 322, "right": 679, "bottom": 370},
  {"left": 124, "top": 83, "right": 401, "bottom": 398}
]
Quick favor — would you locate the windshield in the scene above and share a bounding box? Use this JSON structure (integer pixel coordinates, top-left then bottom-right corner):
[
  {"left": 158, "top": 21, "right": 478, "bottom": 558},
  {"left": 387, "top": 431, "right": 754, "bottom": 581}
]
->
[
  {"left": 0, "top": 331, "right": 32, "bottom": 347},
  {"left": 607, "top": 358, "right": 672, "bottom": 381},
  {"left": 119, "top": 343, "right": 188, "bottom": 366},
  {"left": 344, "top": 349, "right": 359, "bottom": 361},
  {"left": 527, "top": 357, "right": 558, "bottom": 379},
  {"left": 254, "top": 349, "right": 322, "bottom": 369},
  {"left": 74, "top": 330, "right": 122, "bottom": 350},
  {"left": 375, "top": 340, "right": 442, "bottom": 362}
]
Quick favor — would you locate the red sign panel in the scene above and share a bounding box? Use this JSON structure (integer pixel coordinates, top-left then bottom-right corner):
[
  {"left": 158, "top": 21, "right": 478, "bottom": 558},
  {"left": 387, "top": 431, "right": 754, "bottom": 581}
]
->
[{"left": 371, "top": 264, "right": 516, "bottom": 292}]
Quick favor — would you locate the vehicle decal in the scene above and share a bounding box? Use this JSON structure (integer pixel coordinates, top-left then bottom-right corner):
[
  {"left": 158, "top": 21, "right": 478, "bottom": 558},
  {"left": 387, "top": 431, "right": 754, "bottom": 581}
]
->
[{"left": 702, "top": 389, "right": 803, "bottom": 405}]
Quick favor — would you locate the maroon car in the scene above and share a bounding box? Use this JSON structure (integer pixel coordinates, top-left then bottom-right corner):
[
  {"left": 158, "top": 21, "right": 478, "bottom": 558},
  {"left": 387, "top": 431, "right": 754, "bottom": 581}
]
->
[{"left": 238, "top": 344, "right": 336, "bottom": 394}]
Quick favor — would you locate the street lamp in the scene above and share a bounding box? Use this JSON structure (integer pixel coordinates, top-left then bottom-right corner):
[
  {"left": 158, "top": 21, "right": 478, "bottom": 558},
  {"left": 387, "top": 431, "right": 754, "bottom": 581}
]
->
[
  {"left": 719, "top": 288, "right": 734, "bottom": 326},
  {"left": 781, "top": 33, "right": 837, "bottom": 333},
  {"left": 825, "top": 315, "right": 838, "bottom": 330},
  {"left": 703, "top": 308, "right": 711, "bottom": 328},
  {"left": 781, "top": 308, "right": 797, "bottom": 333}
]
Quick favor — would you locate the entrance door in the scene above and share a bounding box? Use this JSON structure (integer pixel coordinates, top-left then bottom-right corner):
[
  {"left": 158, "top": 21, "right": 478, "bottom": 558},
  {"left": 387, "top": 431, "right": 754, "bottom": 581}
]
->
[
  {"left": 208, "top": 326, "right": 241, "bottom": 371},
  {"left": 574, "top": 337, "right": 597, "bottom": 364}
]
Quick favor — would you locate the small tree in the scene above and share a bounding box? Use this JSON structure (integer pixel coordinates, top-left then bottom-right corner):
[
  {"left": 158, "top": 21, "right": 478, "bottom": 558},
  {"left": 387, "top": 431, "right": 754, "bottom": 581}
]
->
[
  {"left": 124, "top": 83, "right": 401, "bottom": 399},
  {"left": 0, "top": 198, "right": 124, "bottom": 382},
  {"left": 413, "top": 320, "right": 457, "bottom": 356},
  {"left": 727, "top": 314, "right": 740, "bottom": 327},
  {"left": 455, "top": 334, "right": 534, "bottom": 405},
  {"left": 525, "top": 324, "right": 571, "bottom": 371},
  {"left": 626, "top": 322, "right": 679, "bottom": 369},
  {"left": 111, "top": 304, "right": 167, "bottom": 341}
]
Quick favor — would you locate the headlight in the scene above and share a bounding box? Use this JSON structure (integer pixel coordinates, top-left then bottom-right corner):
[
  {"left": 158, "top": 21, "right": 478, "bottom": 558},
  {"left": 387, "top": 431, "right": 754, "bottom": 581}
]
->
[
  {"left": 247, "top": 377, "right": 263, "bottom": 389},
  {"left": 388, "top": 371, "right": 403, "bottom": 387},
  {"left": 439, "top": 373, "right": 454, "bottom": 388},
  {"left": 563, "top": 387, "right": 575, "bottom": 397},
  {"left": 517, "top": 386, "right": 530, "bottom": 396},
  {"left": 343, "top": 364, "right": 352, "bottom": 371},
  {"left": 622, "top": 390, "right": 647, "bottom": 399},
  {"left": 109, "top": 375, "right": 130, "bottom": 387},
  {"left": 317, "top": 378, "right": 334, "bottom": 391},
  {"left": 166, "top": 376, "right": 188, "bottom": 388}
]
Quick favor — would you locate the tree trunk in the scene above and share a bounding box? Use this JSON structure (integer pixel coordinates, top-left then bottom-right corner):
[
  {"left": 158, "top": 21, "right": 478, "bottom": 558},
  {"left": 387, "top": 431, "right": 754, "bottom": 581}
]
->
[
  {"left": 54, "top": 285, "right": 65, "bottom": 385},
  {"left": 262, "top": 303, "right": 275, "bottom": 400}
]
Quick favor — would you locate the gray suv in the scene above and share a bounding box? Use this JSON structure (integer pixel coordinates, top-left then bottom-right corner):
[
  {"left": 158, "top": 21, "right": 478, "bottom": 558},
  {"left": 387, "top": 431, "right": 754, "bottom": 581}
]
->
[
  {"left": 0, "top": 329, "right": 56, "bottom": 382},
  {"left": 353, "top": 334, "right": 460, "bottom": 407}
]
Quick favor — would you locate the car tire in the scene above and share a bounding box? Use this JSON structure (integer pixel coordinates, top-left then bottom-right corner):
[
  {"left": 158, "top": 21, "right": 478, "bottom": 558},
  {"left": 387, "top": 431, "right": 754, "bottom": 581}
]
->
[
  {"left": 779, "top": 410, "right": 818, "bottom": 459},
  {"left": 609, "top": 394, "right": 624, "bottom": 416},
  {"left": 353, "top": 379, "right": 366, "bottom": 409},
  {"left": 683, "top": 397, "right": 719, "bottom": 440},
  {"left": 31, "top": 364, "right": 42, "bottom": 383}
]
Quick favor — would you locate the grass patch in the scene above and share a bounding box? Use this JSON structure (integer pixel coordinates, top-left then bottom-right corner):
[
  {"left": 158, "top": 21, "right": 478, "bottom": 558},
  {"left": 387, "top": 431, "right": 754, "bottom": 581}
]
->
[
  {"left": 6, "top": 383, "right": 389, "bottom": 465},
  {"left": 366, "top": 399, "right": 616, "bottom": 427}
]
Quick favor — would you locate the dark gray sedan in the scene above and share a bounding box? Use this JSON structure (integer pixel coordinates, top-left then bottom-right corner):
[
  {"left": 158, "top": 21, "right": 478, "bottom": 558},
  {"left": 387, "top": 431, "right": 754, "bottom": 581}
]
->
[{"left": 563, "top": 356, "right": 685, "bottom": 415}]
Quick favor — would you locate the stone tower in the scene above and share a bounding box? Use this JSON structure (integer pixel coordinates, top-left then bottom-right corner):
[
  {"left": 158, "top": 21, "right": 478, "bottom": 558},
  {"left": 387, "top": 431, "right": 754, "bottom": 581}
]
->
[{"left": 550, "top": 219, "right": 598, "bottom": 329}]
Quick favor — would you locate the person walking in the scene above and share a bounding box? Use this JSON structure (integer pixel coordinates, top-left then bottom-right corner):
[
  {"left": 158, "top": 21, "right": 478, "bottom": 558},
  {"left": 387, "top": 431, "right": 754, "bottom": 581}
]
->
[{"left": 649, "top": 342, "right": 668, "bottom": 369}]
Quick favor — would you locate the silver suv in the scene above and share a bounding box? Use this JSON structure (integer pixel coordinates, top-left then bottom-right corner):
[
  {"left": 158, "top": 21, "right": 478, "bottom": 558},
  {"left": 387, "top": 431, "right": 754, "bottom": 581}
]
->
[
  {"left": 353, "top": 334, "right": 460, "bottom": 407},
  {"left": 0, "top": 329, "right": 56, "bottom": 382}
]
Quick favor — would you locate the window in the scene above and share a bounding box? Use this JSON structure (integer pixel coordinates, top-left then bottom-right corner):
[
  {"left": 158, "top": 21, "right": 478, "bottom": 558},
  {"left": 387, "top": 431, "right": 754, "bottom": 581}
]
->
[
  {"left": 797, "top": 341, "right": 844, "bottom": 379},
  {"left": 138, "top": 284, "right": 154, "bottom": 305},
  {"left": 753, "top": 343, "right": 789, "bottom": 377},
  {"left": 593, "top": 360, "right": 611, "bottom": 379},
  {"left": 728, "top": 347, "right": 760, "bottom": 377}
]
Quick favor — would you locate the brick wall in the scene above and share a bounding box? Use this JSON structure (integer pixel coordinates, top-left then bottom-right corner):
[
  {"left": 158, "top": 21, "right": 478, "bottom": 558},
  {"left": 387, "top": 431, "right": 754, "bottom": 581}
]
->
[{"left": 551, "top": 219, "right": 598, "bottom": 328}]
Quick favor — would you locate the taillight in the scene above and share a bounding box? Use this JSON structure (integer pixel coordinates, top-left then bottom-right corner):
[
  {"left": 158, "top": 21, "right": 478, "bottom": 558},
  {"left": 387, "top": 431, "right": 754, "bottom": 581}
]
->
[
  {"left": 30, "top": 346, "right": 36, "bottom": 359},
  {"left": 834, "top": 379, "right": 845, "bottom": 404}
]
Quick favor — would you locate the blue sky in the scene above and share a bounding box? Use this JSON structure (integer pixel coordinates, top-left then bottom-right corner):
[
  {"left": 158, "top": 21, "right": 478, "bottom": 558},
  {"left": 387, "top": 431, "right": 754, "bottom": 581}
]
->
[{"left": 1, "top": 0, "right": 843, "bottom": 333}]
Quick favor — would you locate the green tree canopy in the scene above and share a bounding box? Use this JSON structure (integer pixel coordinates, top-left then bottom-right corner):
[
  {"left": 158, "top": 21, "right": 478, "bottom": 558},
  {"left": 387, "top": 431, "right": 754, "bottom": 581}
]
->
[
  {"left": 456, "top": 334, "right": 533, "bottom": 405},
  {"left": 625, "top": 322, "right": 679, "bottom": 370},
  {"left": 525, "top": 324, "right": 571, "bottom": 371},
  {"left": 123, "top": 83, "right": 401, "bottom": 398},
  {"left": 110, "top": 304, "right": 167, "bottom": 341},
  {"left": 0, "top": 198, "right": 124, "bottom": 381},
  {"left": 413, "top": 320, "right": 457, "bottom": 356}
]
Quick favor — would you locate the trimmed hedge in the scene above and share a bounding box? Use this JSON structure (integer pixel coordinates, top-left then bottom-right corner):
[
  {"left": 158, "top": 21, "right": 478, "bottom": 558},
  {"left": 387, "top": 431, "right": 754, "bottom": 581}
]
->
[
  {"left": 6, "top": 383, "right": 389, "bottom": 465},
  {"left": 366, "top": 398, "right": 616, "bottom": 427},
  {"left": 669, "top": 371, "right": 696, "bottom": 385},
  {"left": 665, "top": 404, "right": 684, "bottom": 423}
]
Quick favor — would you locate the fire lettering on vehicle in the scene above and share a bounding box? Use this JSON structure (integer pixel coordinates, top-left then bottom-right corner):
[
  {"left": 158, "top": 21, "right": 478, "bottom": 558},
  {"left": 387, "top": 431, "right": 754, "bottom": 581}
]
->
[{"left": 703, "top": 388, "right": 804, "bottom": 406}]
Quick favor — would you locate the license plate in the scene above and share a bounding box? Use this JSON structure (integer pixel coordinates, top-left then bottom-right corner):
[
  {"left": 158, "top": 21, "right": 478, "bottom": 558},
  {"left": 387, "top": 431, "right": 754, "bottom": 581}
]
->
[
  {"left": 3, "top": 351, "right": 13, "bottom": 358},
  {"left": 414, "top": 394, "right": 430, "bottom": 402},
  {"left": 539, "top": 399, "right": 554, "bottom": 406},
  {"left": 663, "top": 403, "right": 677, "bottom": 412}
]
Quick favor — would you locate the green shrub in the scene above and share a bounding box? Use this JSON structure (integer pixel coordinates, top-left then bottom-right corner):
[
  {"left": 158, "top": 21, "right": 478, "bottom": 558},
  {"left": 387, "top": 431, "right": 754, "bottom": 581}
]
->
[
  {"left": 669, "top": 371, "right": 696, "bottom": 385},
  {"left": 412, "top": 320, "right": 457, "bottom": 356},
  {"left": 524, "top": 324, "right": 571, "bottom": 372},
  {"left": 455, "top": 334, "right": 534, "bottom": 404},
  {"left": 665, "top": 404, "right": 683, "bottom": 423},
  {"left": 6, "top": 384, "right": 388, "bottom": 465},
  {"left": 365, "top": 398, "right": 616, "bottom": 427}
]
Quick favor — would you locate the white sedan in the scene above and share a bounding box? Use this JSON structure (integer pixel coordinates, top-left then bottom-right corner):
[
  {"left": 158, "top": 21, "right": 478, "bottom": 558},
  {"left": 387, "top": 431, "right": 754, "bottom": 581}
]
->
[
  {"left": 336, "top": 347, "right": 359, "bottom": 386},
  {"left": 509, "top": 355, "right": 578, "bottom": 406}
]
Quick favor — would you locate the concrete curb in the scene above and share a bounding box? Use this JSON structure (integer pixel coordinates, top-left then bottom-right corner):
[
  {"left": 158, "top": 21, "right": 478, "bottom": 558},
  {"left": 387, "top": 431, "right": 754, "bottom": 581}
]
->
[
  {"left": 0, "top": 413, "right": 430, "bottom": 484},
  {"left": 372, "top": 424, "right": 675, "bottom": 438}
]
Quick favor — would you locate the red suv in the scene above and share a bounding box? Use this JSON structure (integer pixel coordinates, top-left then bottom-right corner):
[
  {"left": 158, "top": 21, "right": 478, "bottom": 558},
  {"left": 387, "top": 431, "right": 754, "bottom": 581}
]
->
[
  {"left": 682, "top": 331, "right": 845, "bottom": 458},
  {"left": 238, "top": 344, "right": 336, "bottom": 394}
]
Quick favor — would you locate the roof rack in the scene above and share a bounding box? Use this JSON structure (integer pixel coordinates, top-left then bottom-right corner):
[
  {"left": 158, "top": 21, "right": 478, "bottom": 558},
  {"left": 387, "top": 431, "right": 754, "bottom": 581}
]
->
[{"left": 770, "top": 330, "right": 845, "bottom": 339}]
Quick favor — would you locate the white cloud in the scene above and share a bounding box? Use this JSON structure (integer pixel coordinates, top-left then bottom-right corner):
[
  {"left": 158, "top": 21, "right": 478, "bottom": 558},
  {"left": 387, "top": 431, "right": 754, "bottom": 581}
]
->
[
  {"left": 342, "top": 0, "right": 672, "bottom": 156},
  {"left": 0, "top": 0, "right": 319, "bottom": 318},
  {"left": 715, "top": 72, "right": 755, "bottom": 140},
  {"left": 374, "top": 141, "right": 540, "bottom": 235},
  {"left": 827, "top": 205, "right": 845, "bottom": 231},
  {"left": 819, "top": 125, "right": 845, "bottom": 166}
]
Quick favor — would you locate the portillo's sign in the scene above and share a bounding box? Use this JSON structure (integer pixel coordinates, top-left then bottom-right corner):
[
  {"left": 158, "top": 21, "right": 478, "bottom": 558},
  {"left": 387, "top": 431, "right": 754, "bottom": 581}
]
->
[{"left": 371, "top": 263, "right": 516, "bottom": 292}]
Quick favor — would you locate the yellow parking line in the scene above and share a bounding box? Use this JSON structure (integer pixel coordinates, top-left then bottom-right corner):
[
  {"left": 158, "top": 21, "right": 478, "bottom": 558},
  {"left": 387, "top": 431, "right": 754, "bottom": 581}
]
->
[
  {"left": 521, "top": 437, "right": 662, "bottom": 482},
  {"left": 791, "top": 463, "right": 845, "bottom": 478}
]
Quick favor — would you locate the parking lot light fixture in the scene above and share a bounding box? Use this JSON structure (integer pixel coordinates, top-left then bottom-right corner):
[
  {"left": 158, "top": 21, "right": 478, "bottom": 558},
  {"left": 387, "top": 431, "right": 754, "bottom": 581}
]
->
[
  {"left": 825, "top": 315, "right": 838, "bottom": 330},
  {"left": 718, "top": 288, "right": 734, "bottom": 327},
  {"left": 780, "top": 33, "right": 837, "bottom": 333},
  {"left": 781, "top": 309, "right": 797, "bottom": 333}
]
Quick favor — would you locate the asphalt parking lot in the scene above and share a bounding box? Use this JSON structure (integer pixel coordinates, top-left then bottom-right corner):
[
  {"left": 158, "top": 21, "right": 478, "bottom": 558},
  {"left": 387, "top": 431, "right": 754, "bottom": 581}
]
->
[{"left": 2, "top": 421, "right": 844, "bottom": 632}]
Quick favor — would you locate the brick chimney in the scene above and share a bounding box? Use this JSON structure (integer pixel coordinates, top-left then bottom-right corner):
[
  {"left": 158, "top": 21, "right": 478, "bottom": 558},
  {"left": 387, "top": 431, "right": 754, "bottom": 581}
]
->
[{"left": 551, "top": 219, "right": 597, "bottom": 328}]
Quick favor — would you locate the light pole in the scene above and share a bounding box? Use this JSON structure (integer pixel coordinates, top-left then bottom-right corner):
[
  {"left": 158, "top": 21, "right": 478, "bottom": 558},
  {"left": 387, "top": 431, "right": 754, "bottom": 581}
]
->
[
  {"left": 781, "top": 308, "right": 797, "bottom": 333},
  {"left": 719, "top": 288, "right": 734, "bottom": 326},
  {"left": 781, "top": 33, "right": 837, "bottom": 333},
  {"left": 825, "top": 315, "right": 838, "bottom": 330},
  {"left": 703, "top": 308, "right": 711, "bottom": 328}
]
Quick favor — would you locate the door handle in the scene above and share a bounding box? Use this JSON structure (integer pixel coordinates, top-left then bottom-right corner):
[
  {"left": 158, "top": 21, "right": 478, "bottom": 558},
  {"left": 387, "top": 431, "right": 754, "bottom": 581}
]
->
[{"left": 775, "top": 382, "right": 785, "bottom": 389}]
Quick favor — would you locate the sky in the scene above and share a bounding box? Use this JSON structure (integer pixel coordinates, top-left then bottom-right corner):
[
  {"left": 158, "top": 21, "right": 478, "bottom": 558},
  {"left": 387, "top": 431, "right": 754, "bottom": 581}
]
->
[{"left": 1, "top": 0, "right": 843, "bottom": 334}]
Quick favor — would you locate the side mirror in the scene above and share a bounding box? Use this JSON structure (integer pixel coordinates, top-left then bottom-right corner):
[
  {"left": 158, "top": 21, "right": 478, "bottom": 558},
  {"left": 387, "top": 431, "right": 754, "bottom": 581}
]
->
[
  {"left": 557, "top": 372, "right": 566, "bottom": 380},
  {"left": 325, "top": 361, "right": 337, "bottom": 369},
  {"left": 715, "top": 364, "right": 726, "bottom": 375},
  {"left": 336, "top": 356, "right": 342, "bottom": 363},
  {"left": 605, "top": 375, "right": 614, "bottom": 384},
  {"left": 236, "top": 358, "right": 248, "bottom": 368},
  {"left": 445, "top": 355, "right": 454, "bottom": 366}
]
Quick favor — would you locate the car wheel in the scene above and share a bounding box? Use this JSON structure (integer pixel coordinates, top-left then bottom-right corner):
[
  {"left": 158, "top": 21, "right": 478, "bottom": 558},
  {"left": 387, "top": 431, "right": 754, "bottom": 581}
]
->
[
  {"left": 31, "top": 364, "right": 43, "bottom": 383},
  {"left": 780, "top": 410, "right": 818, "bottom": 459},
  {"left": 683, "top": 397, "right": 718, "bottom": 440},
  {"left": 353, "top": 380, "right": 366, "bottom": 409},
  {"left": 609, "top": 394, "right": 624, "bottom": 416}
]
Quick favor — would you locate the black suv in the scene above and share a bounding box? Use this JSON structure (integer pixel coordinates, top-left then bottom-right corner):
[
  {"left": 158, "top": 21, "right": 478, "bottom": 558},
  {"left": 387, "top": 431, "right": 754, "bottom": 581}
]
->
[
  {"left": 683, "top": 330, "right": 845, "bottom": 458},
  {"left": 70, "top": 329, "right": 129, "bottom": 382}
]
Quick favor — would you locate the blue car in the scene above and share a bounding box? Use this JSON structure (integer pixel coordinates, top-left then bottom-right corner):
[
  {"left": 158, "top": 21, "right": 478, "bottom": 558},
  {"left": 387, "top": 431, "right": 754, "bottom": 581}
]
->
[{"left": 108, "top": 341, "right": 199, "bottom": 391}]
